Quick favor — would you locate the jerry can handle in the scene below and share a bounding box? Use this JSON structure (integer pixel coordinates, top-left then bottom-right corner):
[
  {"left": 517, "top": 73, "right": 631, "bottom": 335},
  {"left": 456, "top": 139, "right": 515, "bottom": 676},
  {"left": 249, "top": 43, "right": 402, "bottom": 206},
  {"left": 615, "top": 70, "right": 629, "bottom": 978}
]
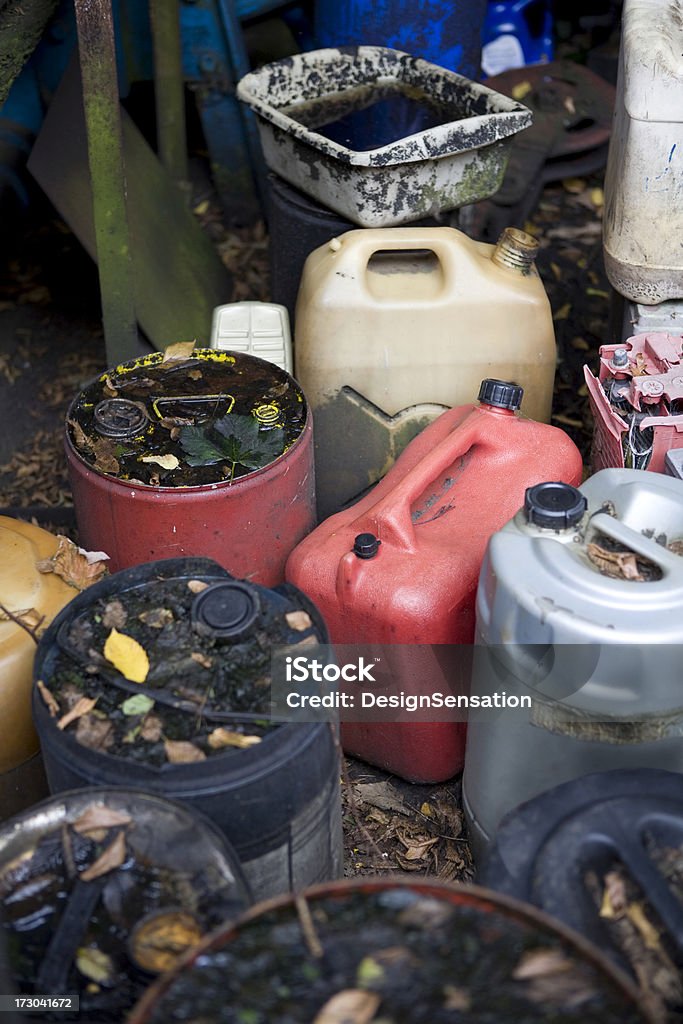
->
[
  {"left": 328, "top": 228, "right": 464, "bottom": 289},
  {"left": 364, "top": 409, "right": 495, "bottom": 550}
]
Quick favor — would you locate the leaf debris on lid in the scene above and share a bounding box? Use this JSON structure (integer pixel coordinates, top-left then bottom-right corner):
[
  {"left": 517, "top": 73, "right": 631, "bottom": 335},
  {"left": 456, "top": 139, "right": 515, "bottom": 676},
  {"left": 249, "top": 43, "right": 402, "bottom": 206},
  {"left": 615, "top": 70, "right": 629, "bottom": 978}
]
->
[
  {"left": 36, "top": 536, "right": 109, "bottom": 591},
  {"left": 37, "top": 679, "right": 60, "bottom": 716},
  {"left": 207, "top": 727, "right": 262, "bottom": 750},
  {"left": 103, "top": 628, "right": 150, "bottom": 683},
  {"left": 76, "top": 947, "right": 115, "bottom": 985},
  {"left": 164, "top": 739, "right": 206, "bottom": 764},
  {"left": 57, "top": 696, "right": 98, "bottom": 731},
  {"left": 79, "top": 830, "right": 127, "bottom": 882},
  {"left": 161, "top": 340, "right": 196, "bottom": 363},
  {"left": 312, "top": 989, "right": 381, "bottom": 1024},
  {"left": 130, "top": 910, "right": 204, "bottom": 974},
  {"left": 71, "top": 804, "right": 132, "bottom": 836},
  {"left": 286, "top": 610, "right": 313, "bottom": 632}
]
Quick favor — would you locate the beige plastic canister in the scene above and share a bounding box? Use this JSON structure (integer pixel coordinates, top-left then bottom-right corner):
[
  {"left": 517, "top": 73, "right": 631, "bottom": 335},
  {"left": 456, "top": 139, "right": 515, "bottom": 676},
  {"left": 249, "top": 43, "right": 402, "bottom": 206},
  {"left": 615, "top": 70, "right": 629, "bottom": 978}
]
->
[
  {"left": 295, "top": 226, "right": 557, "bottom": 519},
  {"left": 0, "top": 517, "right": 76, "bottom": 819}
]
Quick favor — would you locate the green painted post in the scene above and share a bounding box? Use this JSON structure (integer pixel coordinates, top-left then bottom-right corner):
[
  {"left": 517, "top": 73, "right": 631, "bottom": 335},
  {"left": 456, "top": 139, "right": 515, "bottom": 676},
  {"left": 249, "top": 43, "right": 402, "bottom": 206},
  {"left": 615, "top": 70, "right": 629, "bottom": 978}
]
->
[
  {"left": 149, "top": 0, "right": 189, "bottom": 195},
  {"left": 73, "top": 0, "right": 139, "bottom": 365}
]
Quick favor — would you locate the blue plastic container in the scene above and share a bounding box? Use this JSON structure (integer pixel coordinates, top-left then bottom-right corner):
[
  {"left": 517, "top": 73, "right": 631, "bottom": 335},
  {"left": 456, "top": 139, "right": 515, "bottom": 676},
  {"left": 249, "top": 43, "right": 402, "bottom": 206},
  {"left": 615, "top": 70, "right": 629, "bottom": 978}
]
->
[
  {"left": 314, "top": 0, "right": 486, "bottom": 80},
  {"left": 481, "top": 0, "right": 553, "bottom": 78}
]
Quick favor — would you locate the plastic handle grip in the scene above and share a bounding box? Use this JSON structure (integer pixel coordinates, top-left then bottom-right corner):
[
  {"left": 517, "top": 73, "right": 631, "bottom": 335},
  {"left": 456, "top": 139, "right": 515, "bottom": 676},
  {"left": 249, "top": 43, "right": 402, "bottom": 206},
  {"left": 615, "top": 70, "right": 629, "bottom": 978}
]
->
[
  {"left": 331, "top": 228, "right": 469, "bottom": 288},
  {"left": 361, "top": 407, "right": 498, "bottom": 549}
]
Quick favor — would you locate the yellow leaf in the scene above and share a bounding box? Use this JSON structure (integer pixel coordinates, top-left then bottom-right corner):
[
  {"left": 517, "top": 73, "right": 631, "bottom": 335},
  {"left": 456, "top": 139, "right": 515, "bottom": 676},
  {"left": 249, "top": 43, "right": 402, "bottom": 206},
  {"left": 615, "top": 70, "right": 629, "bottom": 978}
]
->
[
  {"left": 626, "top": 902, "right": 661, "bottom": 950},
  {"left": 193, "top": 200, "right": 209, "bottom": 216},
  {"left": 591, "top": 187, "right": 604, "bottom": 207},
  {"left": 140, "top": 454, "right": 180, "bottom": 470},
  {"left": 76, "top": 947, "right": 114, "bottom": 984},
  {"left": 207, "top": 727, "right": 261, "bottom": 750},
  {"left": 511, "top": 81, "right": 532, "bottom": 101},
  {"left": 420, "top": 802, "right": 433, "bottom": 818},
  {"left": 553, "top": 303, "right": 571, "bottom": 321},
  {"left": 562, "top": 177, "right": 586, "bottom": 194},
  {"left": 104, "top": 628, "right": 149, "bottom": 683}
]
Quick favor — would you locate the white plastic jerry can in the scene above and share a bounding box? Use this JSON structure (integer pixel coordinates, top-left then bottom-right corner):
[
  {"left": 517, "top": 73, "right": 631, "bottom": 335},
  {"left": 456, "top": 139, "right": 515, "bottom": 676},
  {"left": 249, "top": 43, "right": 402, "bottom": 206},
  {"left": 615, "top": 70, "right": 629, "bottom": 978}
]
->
[{"left": 294, "top": 225, "right": 557, "bottom": 519}]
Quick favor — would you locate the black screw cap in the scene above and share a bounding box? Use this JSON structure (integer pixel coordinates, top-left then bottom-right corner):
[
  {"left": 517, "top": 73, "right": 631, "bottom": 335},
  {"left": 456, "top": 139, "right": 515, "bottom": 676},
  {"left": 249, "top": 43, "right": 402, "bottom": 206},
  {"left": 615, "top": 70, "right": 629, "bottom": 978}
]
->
[
  {"left": 93, "top": 398, "right": 149, "bottom": 439},
  {"left": 191, "top": 581, "right": 259, "bottom": 639},
  {"left": 478, "top": 379, "right": 524, "bottom": 411},
  {"left": 353, "top": 533, "right": 381, "bottom": 559},
  {"left": 525, "top": 482, "right": 587, "bottom": 530}
]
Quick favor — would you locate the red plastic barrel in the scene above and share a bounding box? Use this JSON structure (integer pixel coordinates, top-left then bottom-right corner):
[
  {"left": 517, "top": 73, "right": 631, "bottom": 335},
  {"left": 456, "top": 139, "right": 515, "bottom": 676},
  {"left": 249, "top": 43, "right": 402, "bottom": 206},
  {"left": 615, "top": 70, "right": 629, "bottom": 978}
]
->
[
  {"left": 66, "top": 350, "right": 315, "bottom": 587},
  {"left": 286, "top": 380, "right": 583, "bottom": 782}
]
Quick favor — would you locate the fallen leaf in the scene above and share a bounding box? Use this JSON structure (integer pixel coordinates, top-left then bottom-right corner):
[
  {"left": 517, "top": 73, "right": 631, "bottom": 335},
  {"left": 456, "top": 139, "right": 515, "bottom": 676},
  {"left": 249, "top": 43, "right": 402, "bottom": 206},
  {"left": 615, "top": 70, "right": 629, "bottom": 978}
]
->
[
  {"left": 397, "top": 832, "right": 438, "bottom": 861},
  {"left": 553, "top": 302, "right": 571, "bottom": 321},
  {"left": 587, "top": 543, "right": 644, "bottom": 581},
  {"left": 563, "top": 177, "right": 586, "bottom": 194},
  {"left": 102, "top": 599, "right": 127, "bottom": 630},
  {"left": 420, "top": 802, "right": 433, "bottom": 818},
  {"left": 632, "top": 352, "right": 649, "bottom": 376},
  {"left": 67, "top": 417, "right": 92, "bottom": 452},
  {"left": 104, "top": 628, "right": 150, "bottom": 683},
  {"left": 130, "top": 910, "right": 204, "bottom": 974},
  {"left": 571, "top": 337, "right": 590, "bottom": 351},
  {"left": 141, "top": 714, "right": 163, "bottom": 742},
  {"left": 207, "top": 727, "right": 261, "bottom": 750},
  {"left": 57, "top": 697, "right": 98, "bottom": 730},
  {"left": 164, "top": 739, "right": 206, "bottom": 764},
  {"left": 187, "top": 580, "right": 209, "bottom": 593},
  {"left": 626, "top": 902, "right": 662, "bottom": 951},
  {"left": 188, "top": 369, "right": 203, "bottom": 381},
  {"left": 121, "top": 693, "right": 155, "bottom": 716},
  {"left": 356, "top": 956, "right": 385, "bottom": 988},
  {"left": 80, "top": 830, "right": 127, "bottom": 881},
  {"left": 71, "top": 804, "right": 132, "bottom": 836},
  {"left": 191, "top": 651, "right": 213, "bottom": 669},
  {"left": 140, "top": 454, "right": 180, "bottom": 470},
  {"left": 512, "top": 948, "right": 573, "bottom": 981},
  {"left": 591, "top": 187, "right": 604, "bottom": 207},
  {"left": 443, "top": 986, "right": 471, "bottom": 1011},
  {"left": 599, "top": 870, "right": 627, "bottom": 919},
  {"left": 102, "top": 374, "right": 119, "bottom": 397},
  {"left": 75, "top": 714, "right": 114, "bottom": 752},
  {"left": 162, "top": 340, "right": 196, "bottom": 363},
  {"left": 37, "top": 679, "right": 60, "bottom": 716},
  {"left": 0, "top": 606, "right": 43, "bottom": 631},
  {"left": 354, "top": 781, "right": 408, "bottom": 817},
  {"left": 36, "top": 536, "right": 109, "bottom": 591},
  {"left": 92, "top": 437, "right": 120, "bottom": 475},
  {"left": 193, "top": 200, "right": 209, "bottom": 216},
  {"left": 313, "top": 990, "right": 381, "bottom": 1024},
  {"left": 139, "top": 607, "right": 174, "bottom": 628},
  {"left": 76, "top": 947, "right": 114, "bottom": 984},
  {"left": 286, "top": 610, "right": 313, "bottom": 631},
  {"left": 511, "top": 81, "right": 532, "bottom": 100}
]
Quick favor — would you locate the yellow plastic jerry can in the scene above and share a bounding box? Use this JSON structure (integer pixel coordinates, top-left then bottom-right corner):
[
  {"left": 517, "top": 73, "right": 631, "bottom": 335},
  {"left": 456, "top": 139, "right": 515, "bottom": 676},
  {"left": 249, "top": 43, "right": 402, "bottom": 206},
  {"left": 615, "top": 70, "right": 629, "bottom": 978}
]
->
[{"left": 0, "top": 517, "right": 76, "bottom": 819}]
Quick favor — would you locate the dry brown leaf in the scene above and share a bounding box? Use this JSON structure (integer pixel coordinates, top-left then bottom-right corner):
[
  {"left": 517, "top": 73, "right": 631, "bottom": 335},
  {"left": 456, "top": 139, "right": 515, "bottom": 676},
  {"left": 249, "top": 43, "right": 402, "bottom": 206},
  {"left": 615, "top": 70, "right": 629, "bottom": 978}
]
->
[
  {"left": 91, "top": 437, "right": 121, "bottom": 475},
  {"left": 79, "top": 830, "right": 127, "bottom": 882},
  {"left": 512, "top": 948, "right": 573, "bottom": 981},
  {"left": 207, "top": 728, "right": 261, "bottom": 750},
  {"left": 0, "top": 606, "right": 43, "bottom": 631},
  {"left": 443, "top": 986, "right": 471, "bottom": 1011},
  {"left": 188, "top": 369, "right": 203, "bottom": 381},
  {"left": 57, "top": 697, "right": 98, "bottom": 730},
  {"left": 102, "top": 599, "right": 127, "bottom": 630},
  {"left": 36, "top": 536, "right": 109, "bottom": 591},
  {"left": 139, "top": 607, "right": 174, "bottom": 629},
  {"left": 102, "top": 374, "right": 119, "bottom": 397},
  {"left": 313, "top": 989, "right": 381, "bottom": 1024},
  {"left": 354, "top": 781, "right": 408, "bottom": 817},
  {"left": 67, "top": 417, "right": 92, "bottom": 452},
  {"left": 191, "top": 651, "right": 214, "bottom": 669},
  {"left": 75, "top": 714, "right": 114, "bottom": 753},
  {"left": 164, "top": 739, "right": 206, "bottom": 764},
  {"left": 599, "top": 870, "right": 627, "bottom": 919},
  {"left": 397, "top": 829, "right": 438, "bottom": 861},
  {"left": 37, "top": 679, "right": 60, "bottom": 716},
  {"left": 162, "top": 340, "right": 196, "bottom": 363},
  {"left": 72, "top": 804, "right": 132, "bottom": 836},
  {"left": 632, "top": 352, "right": 648, "bottom": 376},
  {"left": 141, "top": 714, "right": 163, "bottom": 742},
  {"left": 286, "top": 610, "right": 313, "bottom": 632},
  {"left": 187, "top": 580, "right": 209, "bottom": 594},
  {"left": 587, "top": 543, "right": 644, "bottom": 581}
]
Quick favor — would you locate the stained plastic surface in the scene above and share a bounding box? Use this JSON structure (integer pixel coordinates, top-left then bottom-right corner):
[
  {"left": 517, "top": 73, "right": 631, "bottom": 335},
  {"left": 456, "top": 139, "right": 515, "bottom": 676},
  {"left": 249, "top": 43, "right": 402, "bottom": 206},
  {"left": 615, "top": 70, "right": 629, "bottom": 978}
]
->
[
  {"left": 286, "top": 389, "right": 582, "bottom": 782},
  {"left": 0, "top": 517, "right": 75, "bottom": 777},
  {"left": 296, "top": 226, "right": 557, "bottom": 518},
  {"left": 463, "top": 468, "right": 683, "bottom": 853}
]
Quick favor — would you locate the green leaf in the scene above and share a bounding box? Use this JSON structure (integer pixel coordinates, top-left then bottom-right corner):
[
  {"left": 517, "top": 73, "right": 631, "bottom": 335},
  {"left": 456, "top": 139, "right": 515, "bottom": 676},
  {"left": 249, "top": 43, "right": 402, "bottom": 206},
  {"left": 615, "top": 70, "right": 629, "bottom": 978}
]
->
[
  {"left": 215, "top": 414, "right": 284, "bottom": 468},
  {"left": 121, "top": 693, "right": 155, "bottom": 716},
  {"left": 214, "top": 413, "right": 261, "bottom": 448},
  {"left": 178, "top": 425, "right": 228, "bottom": 466}
]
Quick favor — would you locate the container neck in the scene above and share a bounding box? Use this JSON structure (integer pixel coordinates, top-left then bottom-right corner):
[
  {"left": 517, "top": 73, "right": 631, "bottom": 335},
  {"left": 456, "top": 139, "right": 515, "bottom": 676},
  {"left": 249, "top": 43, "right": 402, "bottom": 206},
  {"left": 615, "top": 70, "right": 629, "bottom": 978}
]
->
[{"left": 491, "top": 228, "right": 539, "bottom": 273}]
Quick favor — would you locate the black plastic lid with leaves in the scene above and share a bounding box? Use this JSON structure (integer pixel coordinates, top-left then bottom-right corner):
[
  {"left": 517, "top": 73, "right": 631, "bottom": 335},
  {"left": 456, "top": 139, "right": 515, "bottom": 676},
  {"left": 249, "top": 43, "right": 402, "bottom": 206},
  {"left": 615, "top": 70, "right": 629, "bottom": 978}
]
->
[{"left": 66, "top": 349, "right": 307, "bottom": 488}]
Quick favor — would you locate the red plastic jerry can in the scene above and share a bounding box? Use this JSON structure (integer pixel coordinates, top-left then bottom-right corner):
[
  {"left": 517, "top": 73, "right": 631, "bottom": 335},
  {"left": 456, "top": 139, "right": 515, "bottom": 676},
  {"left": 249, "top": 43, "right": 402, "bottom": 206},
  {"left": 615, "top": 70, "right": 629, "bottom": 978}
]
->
[{"left": 286, "top": 380, "right": 583, "bottom": 783}]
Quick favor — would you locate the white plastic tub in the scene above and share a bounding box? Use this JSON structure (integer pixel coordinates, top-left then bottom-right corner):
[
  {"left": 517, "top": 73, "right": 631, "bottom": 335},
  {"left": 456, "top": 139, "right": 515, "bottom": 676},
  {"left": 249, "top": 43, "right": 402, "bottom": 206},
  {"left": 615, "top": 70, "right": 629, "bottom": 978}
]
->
[{"left": 237, "top": 46, "right": 532, "bottom": 228}]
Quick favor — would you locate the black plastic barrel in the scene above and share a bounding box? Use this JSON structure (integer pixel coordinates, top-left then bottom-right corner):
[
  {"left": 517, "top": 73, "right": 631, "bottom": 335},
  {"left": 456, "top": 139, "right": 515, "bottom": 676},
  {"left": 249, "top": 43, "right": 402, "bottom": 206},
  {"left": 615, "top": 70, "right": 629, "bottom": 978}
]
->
[
  {"left": 0, "top": 787, "right": 249, "bottom": 1022},
  {"left": 32, "top": 558, "right": 344, "bottom": 901}
]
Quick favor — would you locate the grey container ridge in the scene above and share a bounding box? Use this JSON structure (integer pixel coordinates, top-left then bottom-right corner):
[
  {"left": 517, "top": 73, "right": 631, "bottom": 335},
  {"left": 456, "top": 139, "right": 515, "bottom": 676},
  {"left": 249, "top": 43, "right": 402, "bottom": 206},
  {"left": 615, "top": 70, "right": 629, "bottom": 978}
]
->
[
  {"left": 463, "top": 469, "right": 683, "bottom": 858},
  {"left": 32, "top": 557, "right": 343, "bottom": 900}
]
